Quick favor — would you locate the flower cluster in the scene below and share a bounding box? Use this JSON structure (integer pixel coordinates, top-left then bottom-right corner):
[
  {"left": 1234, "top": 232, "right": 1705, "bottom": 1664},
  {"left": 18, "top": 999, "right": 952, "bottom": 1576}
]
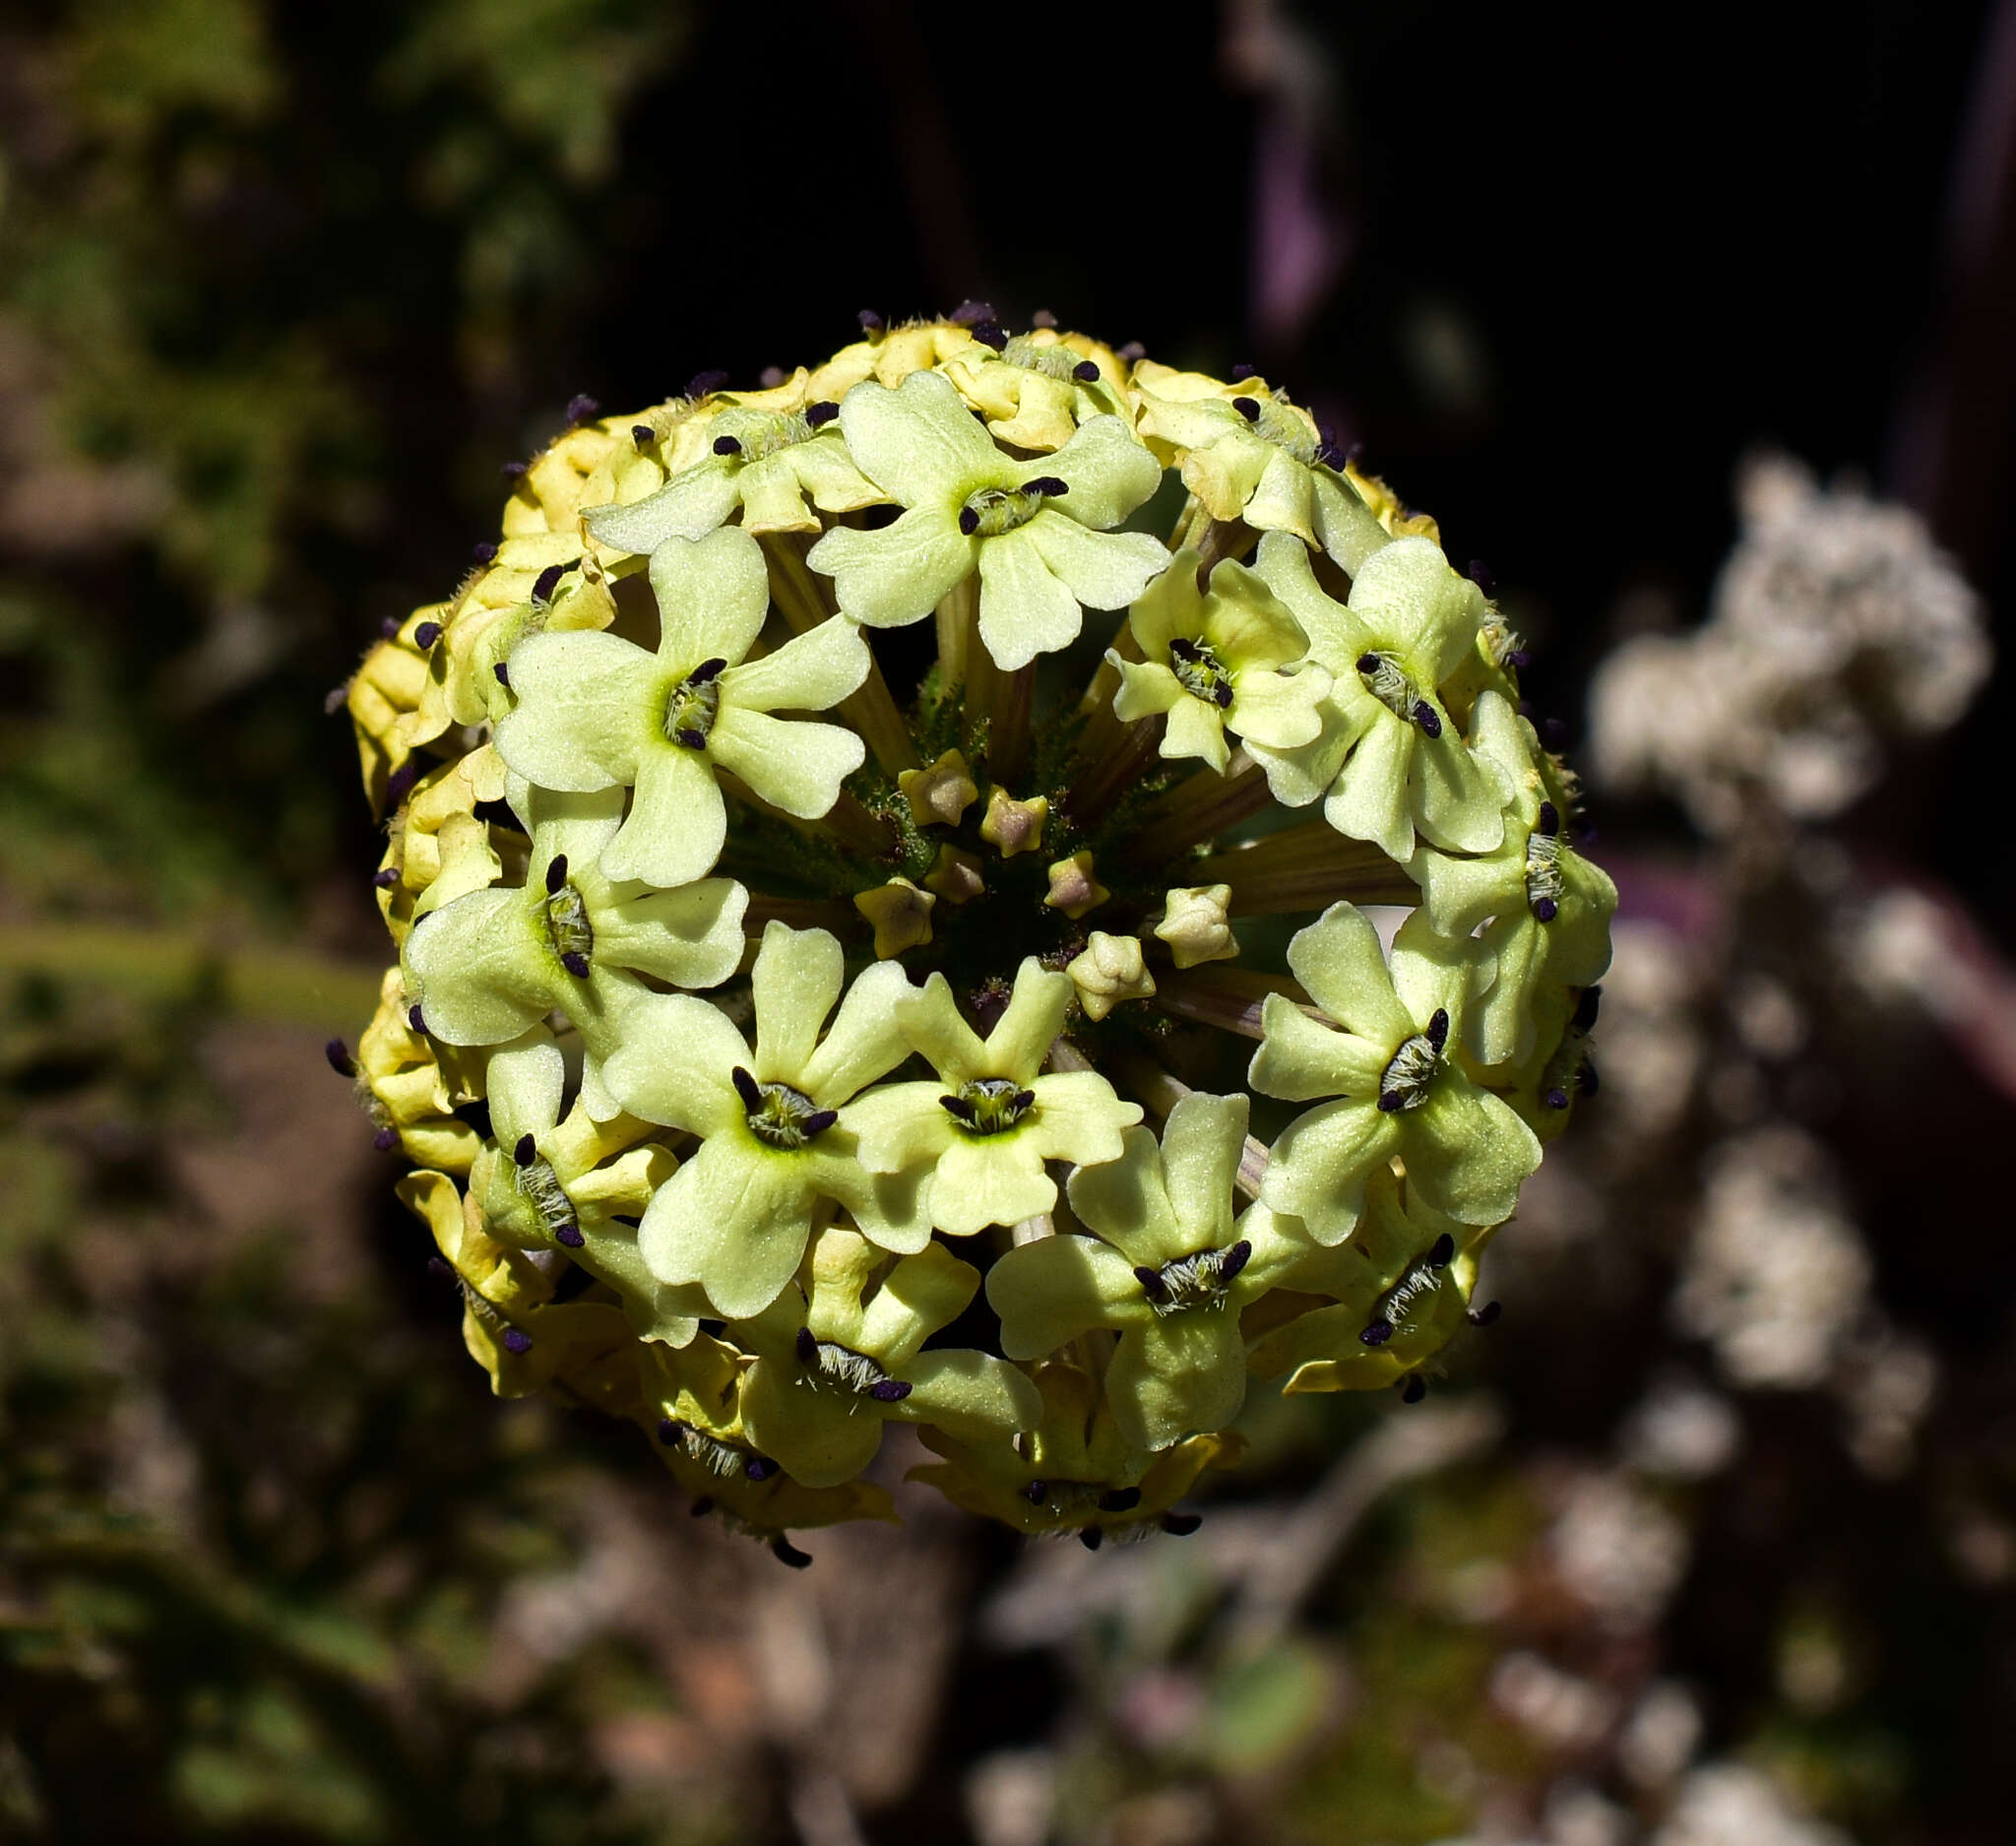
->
[{"left": 341, "top": 312, "right": 1613, "bottom": 1560}]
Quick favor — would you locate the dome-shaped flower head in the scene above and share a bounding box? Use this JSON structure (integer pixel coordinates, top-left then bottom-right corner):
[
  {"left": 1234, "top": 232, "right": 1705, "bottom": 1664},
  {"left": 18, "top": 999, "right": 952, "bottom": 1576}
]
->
[
  {"left": 583, "top": 386, "right": 884, "bottom": 552},
  {"left": 1245, "top": 531, "right": 1505, "bottom": 865},
  {"left": 1249, "top": 903, "right": 1542, "bottom": 1243},
  {"left": 736, "top": 1227, "right": 1040, "bottom": 1489},
  {"left": 804, "top": 369, "right": 1169, "bottom": 671},
  {"left": 402, "top": 781, "right": 746, "bottom": 1093},
  {"left": 987, "top": 1092, "right": 1329, "bottom": 1449},
  {"left": 846, "top": 958, "right": 1144, "bottom": 1236},
  {"left": 1110, "top": 549, "right": 1334, "bottom": 774},
  {"left": 493, "top": 525, "right": 870, "bottom": 888},
  {"left": 1132, "top": 364, "right": 1389, "bottom": 571},
  {"left": 602, "top": 923, "right": 925, "bottom": 1319},
  {"left": 1414, "top": 691, "right": 1617, "bottom": 1066},
  {"left": 474, "top": 1027, "right": 708, "bottom": 1347}
]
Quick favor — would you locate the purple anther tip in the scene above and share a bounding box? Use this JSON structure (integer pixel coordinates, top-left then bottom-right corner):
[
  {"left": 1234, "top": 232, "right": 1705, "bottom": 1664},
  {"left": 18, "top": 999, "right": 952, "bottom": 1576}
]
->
[
  {"left": 857, "top": 308, "right": 885, "bottom": 334},
  {"left": 492, "top": 663, "right": 510, "bottom": 687},
  {"left": 386, "top": 762, "right": 418, "bottom": 804},
  {"left": 1579, "top": 1061, "right": 1601, "bottom": 1097},
  {"left": 1575, "top": 986, "right": 1603, "bottom": 1031},
  {"left": 325, "top": 1038, "right": 355, "bottom": 1078},
  {"left": 1032, "top": 307, "right": 1058, "bottom": 328},
  {"left": 1078, "top": 1526, "right": 1103, "bottom": 1552},
  {"left": 1073, "top": 358, "right": 1101, "bottom": 381},
  {"left": 545, "top": 853, "right": 568, "bottom": 894},
  {"left": 1532, "top": 897, "right": 1558, "bottom": 923},
  {"left": 1544, "top": 717, "right": 1568, "bottom": 746},
  {"left": 500, "top": 1327, "right": 534, "bottom": 1355},
  {"left": 805, "top": 401, "right": 840, "bottom": 426},
  {"left": 1538, "top": 800, "right": 1560, "bottom": 836},
  {"left": 1401, "top": 1375, "right": 1426, "bottom": 1404},
  {"left": 532, "top": 563, "right": 564, "bottom": 604},
  {"left": 1117, "top": 342, "right": 1146, "bottom": 362},
  {"left": 1505, "top": 648, "right": 1530, "bottom": 670},
  {"left": 868, "top": 1378, "right": 912, "bottom": 1402},
  {"left": 413, "top": 620, "right": 442, "bottom": 650},
  {"left": 631, "top": 424, "right": 656, "bottom": 447},
  {"left": 1022, "top": 1479, "right": 1048, "bottom": 1503},
  {"left": 565, "top": 394, "right": 599, "bottom": 426},
  {"left": 500, "top": 461, "right": 529, "bottom": 479},
  {"left": 472, "top": 541, "right": 498, "bottom": 565},
  {"left": 513, "top": 1133, "right": 536, "bottom": 1167},
  {"left": 1162, "top": 1511, "right": 1202, "bottom": 1537},
  {"left": 373, "top": 867, "right": 399, "bottom": 888},
  {"left": 713, "top": 434, "right": 742, "bottom": 456},
  {"left": 380, "top": 616, "right": 401, "bottom": 639},
  {"left": 1427, "top": 1007, "right": 1450, "bottom": 1051},
  {"left": 731, "top": 1066, "right": 764, "bottom": 1112},
  {"left": 971, "top": 321, "right": 1008, "bottom": 350},
  {"left": 686, "top": 369, "right": 730, "bottom": 399},
  {"left": 1099, "top": 1487, "right": 1141, "bottom": 1513},
  {"left": 1355, "top": 653, "right": 1380, "bottom": 675},
  {"left": 801, "top": 1109, "right": 839, "bottom": 1136},
  {"left": 744, "top": 1455, "right": 779, "bottom": 1482},
  {"left": 1414, "top": 700, "right": 1444, "bottom": 740},
  {"left": 950, "top": 298, "right": 996, "bottom": 326},
  {"left": 771, "top": 1536, "right": 813, "bottom": 1569},
  {"left": 658, "top": 1418, "right": 681, "bottom": 1444},
  {"left": 1545, "top": 1087, "right": 1570, "bottom": 1110},
  {"left": 1230, "top": 396, "right": 1261, "bottom": 421},
  {"left": 556, "top": 1224, "right": 585, "bottom": 1248},
  {"left": 1134, "top": 1265, "right": 1169, "bottom": 1302},
  {"left": 560, "top": 952, "right": 590, "bottom": 979},
  {"left": 373, "top": 1127, "right": 400, "bottom": 1152},
  {"left": 407, "top": 1004, "right": 427, "bottom": 1034},
  {"left": 1359, "top": 1318, "right": 1394, "bottom": 1347},
  {"left": 1219, "top": 1240, "right": 1252, "bottom": 1283},
  {"left": 1469, "top": 1301, "right": 1502, "bottom": 1327},
  {"left": 1023, "top": 477, "right": 1068, "bottom": 497},
  {"left": 759, "top": 366, "right": 787, "bottom": 389},
  {"left": 1230, "top": 361, "right": 1256, "bottom": 380},
  {"left": 1426, "top": 1233, "right": 1455, "bottom": 1267},
  {"left": 1377, "top": 1092, "right": 1408, "bottom": 1114},
  {"left": 957, "top": 507, "right": 979, "bottom": 536},
  {"left": 427, "top": 1255, "right": 455, "bottom": 1281},
  {"left": 795, "top": 1326, "right": 818, "bottom": 1364}
]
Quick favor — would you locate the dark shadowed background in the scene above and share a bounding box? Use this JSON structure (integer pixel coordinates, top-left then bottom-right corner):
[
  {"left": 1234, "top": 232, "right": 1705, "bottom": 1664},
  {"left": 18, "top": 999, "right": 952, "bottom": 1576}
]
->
[{"left": 2, "top": 3, "right": 2012, "bottom": 1843}]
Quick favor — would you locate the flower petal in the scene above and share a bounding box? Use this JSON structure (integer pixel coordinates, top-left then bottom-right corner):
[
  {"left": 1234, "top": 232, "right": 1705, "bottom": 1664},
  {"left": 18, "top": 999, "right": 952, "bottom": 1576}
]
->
[
  {"left": 600, "top": 743, "right": 725, "bottom": 887},
  {"left": 723, "top": 615, "right": 869, "bottom": 715},
  {"left": 751, "top": 922, "right": 844, "bottom": 1082},
  {"left": 707, "top": 706, "right": 864, "bottom": 818},
  {"left": 495, "top": 629, "right": 654, "bottom": 792},
  {"left": 837, "top": 368, "right": 1006, "bottom": 504},
  {"left": 977, "top": 526, "right": 1083, "bottom": 670},
  {"left": 601, "top": 992, "right": 747, "bottom": 1133},
  {"left": 1285, "top": 904, "right": 1416, "bottom": 1046},
  {"left": 1260, "top": 1096, "right": 1396, "bottom": 1244},
  {"left": 986, "top": 1234, "right": 1149, "bottom": 1360},
  {"left": 637, "top": 1134, "right": 815, "bottom": 1317},
  {"left": 649, "top": 526, "right": 770, "bottom": 669},
  {"left": 804, "top": 513, "right": 974, "bottom": 630}
]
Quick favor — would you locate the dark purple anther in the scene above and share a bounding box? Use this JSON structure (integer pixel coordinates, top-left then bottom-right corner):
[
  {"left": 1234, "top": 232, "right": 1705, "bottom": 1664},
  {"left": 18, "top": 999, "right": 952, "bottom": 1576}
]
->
[
  {"left": 714, "top": 434, "right": 742, "bottom": 456},
  {"left": 1377, "top": 1093, "right": 1409, "bottom": 1114},
  {"left": 795, "top": 1326, "right": 818, "bottom": 1365},
  {"left": 386, "top": 761, "right": 418, "bottom": 805},
  {"left": 1574, "top": 986, "right": 1603, "bottom": 1032},
  {"left": 1162, "top": 1511, "right": 1202, "bottom": 1537},
  {"left": 500, "top": 1327, "right": 534, "bottom": 1355},
  {"left": 731, "top": 1066, "right": 764, "bottom": 1113},
  {"left": 1414, "top": 700, "right": 1443, "bottom": 740},
  {"left": 1023, "top": 477, "right": 1067, "bottom": 497},
  {"left": 413, "top": 620, "right": 443, "bottom": 650},
  {"left": 556, "top": 1224, "right": 585, "bottom": 1248},
  {"left": 1098, "top": 1487, "right": 1141, "bottom": 1513},
  {"left": 1117, "top": 341, "right": 1146, "bottom": 362},
  {"left": 544, "top": 854, "right": 568, "bottom": 894},
  {"left": 566, "top": 394, "right": 599, "bottom": 426},
  {"left": 1427, "top": 1008, "right": 1450, "bottom": 1052},
  {"left": 408, "top": 1003, "right": 427, "bottom": 1034},
  {"left": 1022, "top": 1479, "right": 1048, "bottom": 1504},
  {"left": 1360, "top": 1318, "right": 1394, "bottom": 1347},
  {"left": 1134, "top": 1265, "right": 1170, "bottom": 1303},
  {"left": 805, "top": 401, "right": 840, "bottom": 427},
  {"left": 971, "top": 321, "right": 1008, "bottom": 350},
  {"left": 1214, "top": 679, "right": 1234, "bottom": 711},
  {"left": 1426, "top": 1234, "right": 1455, "bottom": 1267},
  {"left": 1315, "top": 441, "right": 1351, "bottom": 469},
  {"left": 501, "top": 461, "right": 529, "bottom": 479},
  {"left": 1355, "top": 653, "right": 1380, "bottom": 675},
  {"left": 493, "top": 663, "right": 510, "bottom": 687},
  {"left": 1469, "top": 558, "right": 1495, "bottom": 595},
  {"left": 1401, "top": 1375, "right": 1426, "bottom": 1404},
  {"left": 1532, "top": 897, "right": 1559, "bottom": 923},
  {"left": 857, "top": 308, "right": 885, "bottom": 335},
  {"left": 745, "top": 1455, "right": 779, "bottom": 1482},
  {"left": 687, "top": 657, "right": 727, "bottom": 684},
  {"left": 472, "top": 541, "right": 498, "bottom": 565},
  {"left": 1014, "top": 1088, "right": 1036, "bottom": 1113},
  {"left": 801, "top": 1109, "right": 839, "bottom": 1136},
  {"left": 1537, "top": 800, "right": 1559, "bottom": 836},
  {"left": 1544, "top": 717, "right": 1568, "bottom": 747},
  {"left": 373, "top": 1127, "right": 400, "bottom": 1152},
  {"left": 868, "top": 1378, "right": 913, "bottom": 1402},
  {"left": 1073, "top": 358, "right": 1101, "bottom": 382},
  {"left": 380, "top": 616, "right": 401, "bottom": 638},
  {"left": 760, "top": 366, "right": 787, "bottom": 389},
  {"left": 1469, "top": 1301, "right": 1502, "bottom": 1327},
  {"left": 1079, "top": 1526, "right": 1103, "bottom": 1552},
  {"left": 686, "top": 369, "right": 730, "bottom": 399},
  {"left": 1032, "top": 308, "right": 1058, "bottom": 328},
  {"left": 632, "top": 424, "right": 656, "bottom": 448},
  {"left": 325, "top": 1038, "right": 355, "bottom": 1077},
  {"left": 957, "top": 507, "right": 980, "bottom": 536},
  {"left": 1505, "top": 648, "right": 1531, "bottom": 670},
  {"left": 613, "top": 1214, "right": 642, "bottom": 1228},
  {"left": 1219, "top": 1240, "right": 1252, "bottom": 1283},
  {"left": 1579, "top": 1061, "right": 1601, "bottom": 1097},
  {"left": 658, "top": 1418, "right": 681, "bottom": 1444},
  {"left": 373, "top": 867, "right": 398, "bottom": 888},
  {"left": 1545, "top": 1086, "right": 1570, "bottom": 1110},
  {"left": 560, "top": 952, "right": 590, "bottom": 979},
  {"left": 1230, "top": 396, "right": 1261, "bottom": 422},
  {"left": 772, "top": 1536, "right": 813, "bottom": 1569},
  {"left": 950, "top": 298, "right": 996, "bottom": 326},
  {"left": 1230, "top": 361, "right": 1256, "bottom": 380},
  {"left": 532, "top": 563, "right": 564, "bottom": 604},
  {"left": 513, "top": 1133, "right": 536, "bottom": 1167},
  {"left": 427, "top": 1255, "right": 455, "bottom": 1281}
]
